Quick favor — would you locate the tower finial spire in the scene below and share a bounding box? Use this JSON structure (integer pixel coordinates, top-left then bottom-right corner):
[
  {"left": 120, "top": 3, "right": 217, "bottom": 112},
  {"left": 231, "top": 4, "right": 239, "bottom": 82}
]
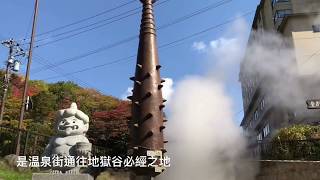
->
[
  {"left": 129, "top": 0, "right": 166, "bottom": 176},
  {"left": 139, "top": 0, "right": 157, "bottom": 4}
]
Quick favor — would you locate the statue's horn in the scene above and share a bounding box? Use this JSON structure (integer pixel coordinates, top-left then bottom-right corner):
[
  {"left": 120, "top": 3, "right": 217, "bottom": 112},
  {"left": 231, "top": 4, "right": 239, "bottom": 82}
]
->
[{"left": 70, "top": 102, "right": 77, "bottom": 109}]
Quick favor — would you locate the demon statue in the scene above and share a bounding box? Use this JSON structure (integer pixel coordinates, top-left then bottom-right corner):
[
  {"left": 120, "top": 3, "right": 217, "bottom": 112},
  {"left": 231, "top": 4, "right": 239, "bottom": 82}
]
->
[{"left": 42, "top": 102, "right": 92, "bottom": 173}]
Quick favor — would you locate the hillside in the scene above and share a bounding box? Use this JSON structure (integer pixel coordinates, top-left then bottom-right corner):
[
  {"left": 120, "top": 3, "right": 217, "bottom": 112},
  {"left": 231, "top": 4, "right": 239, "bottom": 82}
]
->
[{"left": 0, "top": 71, "right": 130, "bottom": 153}]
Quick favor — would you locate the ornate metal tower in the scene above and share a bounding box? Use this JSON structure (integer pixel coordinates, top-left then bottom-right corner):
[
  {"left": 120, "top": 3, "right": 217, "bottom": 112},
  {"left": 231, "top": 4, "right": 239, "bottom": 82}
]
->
[{"left": 128, "top": 0, "right": 167, "bottom": 176}]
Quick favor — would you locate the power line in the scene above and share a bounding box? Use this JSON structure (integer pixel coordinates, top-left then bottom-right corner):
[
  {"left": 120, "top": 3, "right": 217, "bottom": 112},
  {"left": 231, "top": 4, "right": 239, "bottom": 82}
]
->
[
  {"left": 21, "top": 0, "right": 136, "bottom": 41},
  {"left": 32, "top": 54, "right": 98, "bottom": 89},
  {"left": 38, "top": 0, "right": 136, "bottom": 37},
  {"left": 42, "top": 54, "right": 137, "bottom": 80},
  {"left": 159, "top": 12, "right": 254, "bottom": 49},
  {"left": 33, "top": 8, "right": 141, "bottom": 46},
  {"left": 17, "top": 43, "right": 103, "bottom": 92},
  {"left": 43, "top": 10, "right": 254, "bottom": 80},
  {"left": 32, "top": 0, "right": 233, "bottom": 73},
  {"left": 35, "top": 11, "right": 140, "bottom": 48},
  {"left": 32, "top": 0, "right": 170, "bottom": 47},
  {"left": 32, "top": 36, "right": 137, "bottom": 73},
  {"left": 158, "top": 0, "right": 232, "bottom": 30},
  {"left": 35, "top": 0, "right": 231, "bottom": 48},
  {"left": 35, "top": 0, "right": 230, "bottom": 48}
]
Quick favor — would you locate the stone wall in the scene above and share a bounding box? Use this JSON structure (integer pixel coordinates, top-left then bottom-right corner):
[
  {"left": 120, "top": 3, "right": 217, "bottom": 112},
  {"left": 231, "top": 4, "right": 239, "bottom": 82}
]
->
[{"left": 256, "top": 160, "right": 320, "bottom": 180}]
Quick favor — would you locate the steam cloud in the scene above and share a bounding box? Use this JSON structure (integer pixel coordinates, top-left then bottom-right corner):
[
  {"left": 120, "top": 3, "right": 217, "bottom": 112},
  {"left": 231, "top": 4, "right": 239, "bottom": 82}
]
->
[
  {"left": 243, "top": 31, "right": 320, "bottom": 121},
  {"left": 157, "top": 13, "right": 320, "bottom": 179},
  {"left": 158, "top": 77, "right": 257, "bottom": 180},
  {"left": 157, "top": 18, "right": 257, "bottom": 180},
  {"left": 244, "top": 32, "right": 301, "bottom": 109}
]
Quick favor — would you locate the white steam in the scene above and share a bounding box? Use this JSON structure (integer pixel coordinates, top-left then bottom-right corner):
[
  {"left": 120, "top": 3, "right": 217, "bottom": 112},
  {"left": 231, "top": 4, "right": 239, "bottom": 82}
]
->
[
  {"left": 243, "top": 30, "right": 320, "bottom": 117},
  {"left": 158, "top": 77, "right": 255, "bottom": 180},
  {"left": 156, "top": 9, "right": 320, "bottom": 180},
  {"left": 157, "top": 18, "right": 256, "bottom": 180}
]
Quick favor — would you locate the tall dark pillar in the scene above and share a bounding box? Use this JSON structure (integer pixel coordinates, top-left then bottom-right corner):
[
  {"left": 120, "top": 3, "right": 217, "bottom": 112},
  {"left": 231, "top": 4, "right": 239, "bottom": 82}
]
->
[{"left": 128, "top": 0, "right": 167, "bottom": 177}]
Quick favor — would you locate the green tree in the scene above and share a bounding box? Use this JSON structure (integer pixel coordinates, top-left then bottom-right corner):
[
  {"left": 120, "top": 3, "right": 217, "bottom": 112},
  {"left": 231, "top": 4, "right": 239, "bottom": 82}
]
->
[
  {"left": 2, "top": 97, "right": 21, "bottom": 121},
  {"left": 48, "top": 81, "right": 80, "bottom": 108},
  {"left": 31, "top": 91, "right": 57, "bottom": 123}
]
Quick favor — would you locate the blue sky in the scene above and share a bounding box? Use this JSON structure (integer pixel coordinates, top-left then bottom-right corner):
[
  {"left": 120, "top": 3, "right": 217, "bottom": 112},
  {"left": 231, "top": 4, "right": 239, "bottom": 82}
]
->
[{"left": 0, "top": 0, "right": 260, "bottom": 124}]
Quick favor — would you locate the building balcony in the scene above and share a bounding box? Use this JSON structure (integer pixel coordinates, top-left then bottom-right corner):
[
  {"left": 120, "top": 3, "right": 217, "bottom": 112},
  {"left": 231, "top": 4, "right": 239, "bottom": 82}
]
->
[
  {"left": 272, "top": 0, "right": 292, "bottom": 28},
  {"left": 272, "top": 0, "right": 291, "bottom": 9}
]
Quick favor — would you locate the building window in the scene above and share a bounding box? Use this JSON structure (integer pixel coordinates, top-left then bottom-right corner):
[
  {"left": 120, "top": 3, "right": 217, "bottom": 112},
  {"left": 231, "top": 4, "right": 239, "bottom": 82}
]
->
[
  {"left": 263, "top": 124, "right": 270, "bottom": 137},
  {"left": 257, "top": 133, "right": 263, "bottom": 141},
  {"left": 312, "top": 25, "right": 320, "bottom": 33},
  {"left": 274, "top": 9, "right": 292, "bottom": 22}
]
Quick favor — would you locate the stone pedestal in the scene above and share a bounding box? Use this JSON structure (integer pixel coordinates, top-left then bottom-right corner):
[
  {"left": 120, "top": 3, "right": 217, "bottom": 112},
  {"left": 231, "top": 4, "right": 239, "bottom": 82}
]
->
[
  {"left": 32, "top": 173, "right": 94, "bottom": 180},
  {"left": 95, "top": 170, "right": 152, "bottom": 180}
]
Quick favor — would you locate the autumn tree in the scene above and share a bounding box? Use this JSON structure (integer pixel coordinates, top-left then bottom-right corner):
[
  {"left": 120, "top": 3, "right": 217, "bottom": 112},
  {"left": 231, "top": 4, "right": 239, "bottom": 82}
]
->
[{"left": 0, "top": 71, "right": 132, "bottom": 154}]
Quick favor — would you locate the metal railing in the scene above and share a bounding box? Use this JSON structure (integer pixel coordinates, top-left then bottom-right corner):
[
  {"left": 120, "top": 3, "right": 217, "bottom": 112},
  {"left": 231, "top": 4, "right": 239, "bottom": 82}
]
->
[
  {"left": 0, "top": 125, "right": 50, "bottom": 156},
  {"left": 0, "top": 125, "right": 111, "bottom": 157}
]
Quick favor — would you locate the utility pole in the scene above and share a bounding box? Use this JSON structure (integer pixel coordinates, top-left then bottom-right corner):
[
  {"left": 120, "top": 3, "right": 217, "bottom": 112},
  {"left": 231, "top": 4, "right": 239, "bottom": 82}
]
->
[
  {"left": 0, "top": 39, "right": 24, "bottom": 121},
  {"left": 16, "top": 0, "right": 39, "bottom": 155}
]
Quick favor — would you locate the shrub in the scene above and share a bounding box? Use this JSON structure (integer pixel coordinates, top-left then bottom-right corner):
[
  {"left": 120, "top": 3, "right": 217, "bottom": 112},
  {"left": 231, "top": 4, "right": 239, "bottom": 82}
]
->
[
  {"left": 266, "top": 125, "right": 320, "bottom": 160},
  {"left": 272, "top": 124, "right": 319, "bottom": 141}
]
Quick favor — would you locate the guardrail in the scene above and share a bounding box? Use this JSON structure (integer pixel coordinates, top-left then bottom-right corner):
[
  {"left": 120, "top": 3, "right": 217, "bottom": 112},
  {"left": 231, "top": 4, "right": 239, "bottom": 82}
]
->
[{"left": 0, "top": 125, "right": 111, "bottom": 157}]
